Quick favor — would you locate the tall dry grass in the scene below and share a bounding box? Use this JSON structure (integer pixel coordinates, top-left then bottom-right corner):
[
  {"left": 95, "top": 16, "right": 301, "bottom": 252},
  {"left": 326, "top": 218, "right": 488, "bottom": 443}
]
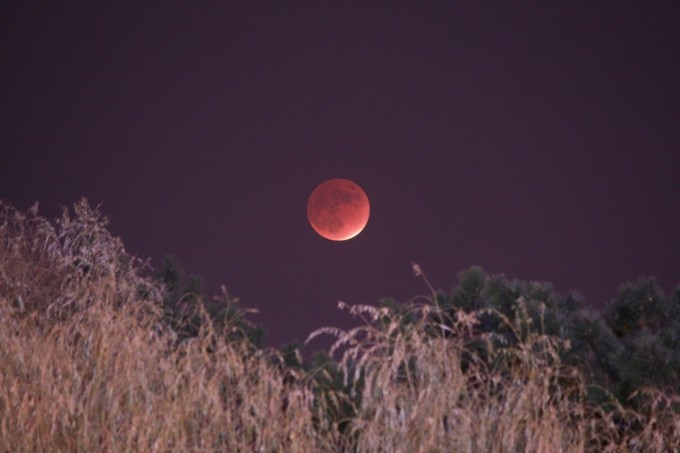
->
[
  {"left": 1, "top": 200, "right": 678, "bottom": 452},
  {"left": 0, "top": 200, "right": 335, "bottom": 452},
  {"left": 308, "top": 266, "right": 680, "bottom": 452},
  {"left": 0, "top": 301, "right": 336, "bottom": 452},
  {"left": 308, "top": 302, "right": 588, "bottom": 452}
]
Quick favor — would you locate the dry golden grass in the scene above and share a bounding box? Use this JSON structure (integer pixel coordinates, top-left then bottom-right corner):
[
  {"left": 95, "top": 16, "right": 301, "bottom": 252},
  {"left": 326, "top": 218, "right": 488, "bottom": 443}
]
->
[
  {"left": 1, "top": 200, "right": 678, "bottom": 452},
  {"left": 0, "top": 201, "right": 336, "bottom": 452},
  {"left": 308, "top": 269, "right": 680, "bottom": 452},
  {"left": 0, "top": 302, "right": 336, "bottom": 452},
  {"left": 308, "top": 301, "right": 587, "bottom": 452}
]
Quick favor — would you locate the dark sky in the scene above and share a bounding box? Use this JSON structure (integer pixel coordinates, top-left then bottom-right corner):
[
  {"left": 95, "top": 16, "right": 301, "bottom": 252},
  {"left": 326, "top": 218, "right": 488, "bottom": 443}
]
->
[{"left": 2, "top": 2, "right": 679, "bottom": 349}]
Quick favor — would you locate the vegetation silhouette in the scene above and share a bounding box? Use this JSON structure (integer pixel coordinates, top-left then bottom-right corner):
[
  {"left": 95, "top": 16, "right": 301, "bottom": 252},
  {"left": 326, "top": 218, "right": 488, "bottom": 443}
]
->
[{"left": 1, "top": 199, "right": 678, "bottom": 451}]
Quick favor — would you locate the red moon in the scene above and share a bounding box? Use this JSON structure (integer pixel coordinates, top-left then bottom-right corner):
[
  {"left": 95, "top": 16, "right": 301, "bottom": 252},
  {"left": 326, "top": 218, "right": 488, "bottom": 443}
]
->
[{"left": 307, "top": 178, "right": 370, "bottom": 241}]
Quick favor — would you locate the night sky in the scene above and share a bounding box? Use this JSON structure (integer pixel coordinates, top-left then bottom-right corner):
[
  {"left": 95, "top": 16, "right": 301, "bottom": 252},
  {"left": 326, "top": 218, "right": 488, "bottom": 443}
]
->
[{"left": 2, "top": 2, "right": 679, "bottom": 349}]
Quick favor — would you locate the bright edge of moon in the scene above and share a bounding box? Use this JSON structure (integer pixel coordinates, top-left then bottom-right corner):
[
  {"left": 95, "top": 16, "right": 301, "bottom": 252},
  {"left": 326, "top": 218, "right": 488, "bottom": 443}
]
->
[{"left": 307, "top": 178, "right": 370, "bottom": 241}]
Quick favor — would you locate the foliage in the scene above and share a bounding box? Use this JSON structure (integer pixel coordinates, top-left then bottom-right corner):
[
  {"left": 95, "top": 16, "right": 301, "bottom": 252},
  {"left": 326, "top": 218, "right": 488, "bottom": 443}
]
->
[
  {"left": 604, "top": 278, "right": 680, "bottom": 401},
  {"left": 1, "top": 200, "right": 679, "bottom": 451},
  {"left": 0, "top": 199, "right": 161, "bottom": 319},
  {"left": 155, "top": 255, "right": 267, "bottom": 349},
  {"left": 306, "top": 265, "right": 680, "bottom": 451},
  {"left": 0, "top": 200, "right": 334, "bottom": 452}
]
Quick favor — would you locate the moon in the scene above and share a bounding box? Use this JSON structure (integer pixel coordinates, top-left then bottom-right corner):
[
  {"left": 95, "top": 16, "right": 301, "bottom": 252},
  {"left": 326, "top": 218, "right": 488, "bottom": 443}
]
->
[{"left": 307, "top": 178, "right": 370, "bottom": 241}]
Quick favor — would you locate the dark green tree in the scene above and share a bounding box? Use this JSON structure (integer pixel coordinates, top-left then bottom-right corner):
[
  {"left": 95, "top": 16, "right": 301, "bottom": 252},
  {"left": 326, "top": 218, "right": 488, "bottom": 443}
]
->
[{"left": 604, "top": 278, "right": 680, "bottom": 400}]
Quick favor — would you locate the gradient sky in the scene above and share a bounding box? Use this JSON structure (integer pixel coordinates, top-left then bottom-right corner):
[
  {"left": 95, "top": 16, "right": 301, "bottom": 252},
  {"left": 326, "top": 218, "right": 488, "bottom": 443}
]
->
[{"left": 2, "top": 2, "right": 679, "bottom": 349}]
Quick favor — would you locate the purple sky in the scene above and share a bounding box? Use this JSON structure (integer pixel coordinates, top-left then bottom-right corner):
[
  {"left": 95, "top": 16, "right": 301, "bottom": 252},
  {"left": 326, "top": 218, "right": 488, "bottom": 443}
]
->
[{"left": 2, "top": 2, "right": 679, "bottom": 349}]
